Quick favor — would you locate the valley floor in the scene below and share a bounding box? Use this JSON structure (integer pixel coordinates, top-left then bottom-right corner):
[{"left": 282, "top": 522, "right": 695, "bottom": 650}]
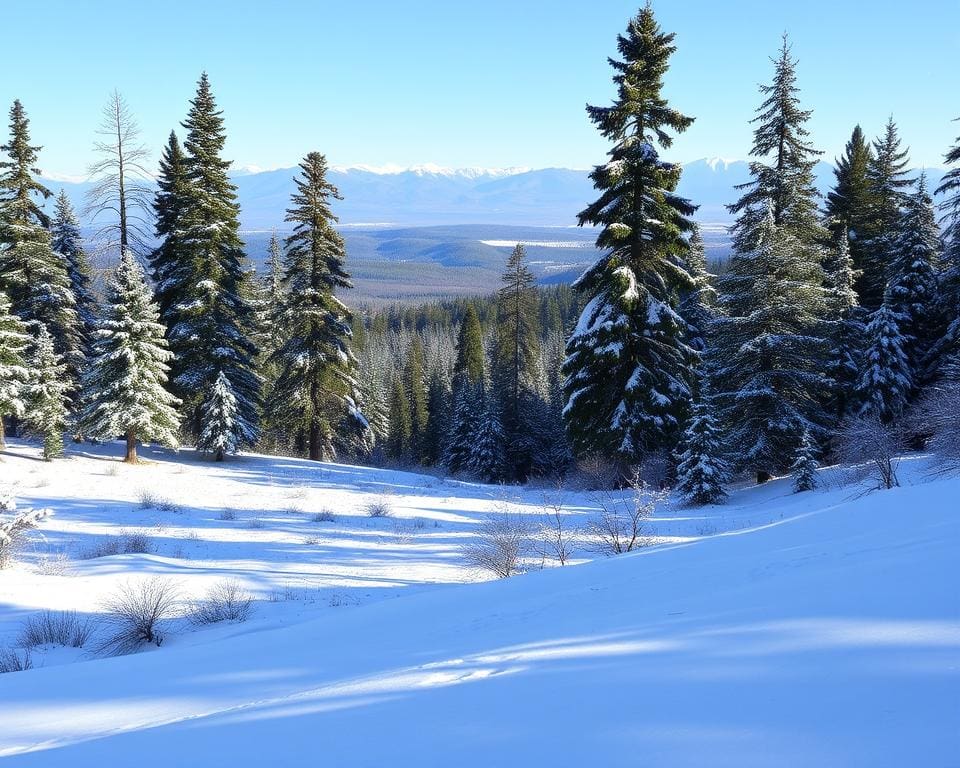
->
[{"left": 0, "top": 439, "right": 957, "bottom": 766}]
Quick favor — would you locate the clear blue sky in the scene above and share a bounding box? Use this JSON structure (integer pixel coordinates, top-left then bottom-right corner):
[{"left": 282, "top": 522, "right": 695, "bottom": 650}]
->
[{"left": 4, "top": 0, "right": 957, "bottom": 178}]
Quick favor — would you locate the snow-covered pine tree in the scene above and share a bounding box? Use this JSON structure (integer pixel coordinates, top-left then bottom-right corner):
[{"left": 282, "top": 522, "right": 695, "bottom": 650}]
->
[
  {"left": 932, "top": 119, "right": 960, "bottom": 377},
  {"left": 445, "top": 305, "right": 486, "bottom": 472},
  {"left": 823, "top": 232, "right": 865, "bottom": 419},
  {"left": 728, "top": 35, "right": 825, "bottom": 250},
  {"left": 81, "top": 250, "right": 181, "bottom": 463},
  {"left": 423, "top": 365, "right": 450, "bottom": 466},
  {"left": 674, "top": 379, "right": 729, "bottom": 505},
  {"left": 150, "top": 131, "right": 190, "bottom": 323},
  {"left": 712, "top": 208, "right": 831, "bottom": 483},
  {"left": 270, "top": 151, "right": 366, "bottom": 461},
  {"left": 563, "top": 6, "right": 698, "bottom": 463},
  {"left": 0, "top": 290, "right": 29, "bottom": 449},
  {"left": 678, "top": 224, "right": 717, "bottom": 354},
  {"left": 861, "top": 117, "right": 912, "bottom": 310},
  {"left": 470, "top": 397, "right": 506, "bottom": 483},
  {"left": 0, "top": 101, "right": 82, "bottom": 389},
  {"left": 168, "top": 74, "right": 261, "bottom": 442},
  {"left": 24, "top": 325, "right": 70, "bottom": 460},
  {"left": 825, "top": 125, "right": 875, "bottom": 300},
  {"left": 887, "top": 173, "right": 940, "bottom": 379},
  {"left": 405, "top": 337, "right": 429, "bottom": 463},
  {"left": 197, "top": 370, "right": 241, "bottom": 461},
  {"left": 386, "top": 374, "right": 412, "bottom": 461},
  {"left": 855, "top": 301, "right": 912, "bottom": 423},
  {"left": 51, "top": 190, "right": 97, "bottom": 348},
  {"left": 790, "top": 430, "right": 819, "bottom": 492}
]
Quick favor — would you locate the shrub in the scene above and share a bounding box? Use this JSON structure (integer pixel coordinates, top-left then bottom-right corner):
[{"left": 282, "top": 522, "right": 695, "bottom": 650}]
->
[
  {"left": 79, "top": 530, "right": 152, "bottom": 559},
  {"left": 187, "top": 580, "right": 253, "bottom": 625},
  {"left": 18, "top": 610, "right": 93, "bottom": 648},
  {"left": 365, "top": 499, "right": 392, "bottom": 518},
  {"left": 0, "top": 505, "right": 51, "bottom": 568},
  {"left": 837, "top": 416, "right": 903, "bottom": 490},
  {"left": 0, "top": 648, "right": 32, "bottom": 674},
  {"left": 462, "top": 510, "right": 531, "bottom": 578},
  {"left": 217, "top": 509, "right": 237, "bottom": 521},
  {"left": 538, "top": 489, "right": 572, "bottom": 566},
  {"left": 245, "top": 518, "right": 265, "bottom": 529},
  {"left": 311, "top": 509, "right": 337, "bottom": 523},
  {"left": 96, "top": 578, "right": 180, "bottom": 655},
  {"left": 137, "top": 489, "right": 180, "bottom": 512},
  {"left": 587, "top": 473, "right": 665, "bottom": 555}
]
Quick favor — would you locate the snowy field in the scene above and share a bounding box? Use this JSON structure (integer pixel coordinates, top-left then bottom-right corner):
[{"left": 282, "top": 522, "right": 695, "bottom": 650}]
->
[{"left": 0, "top": 438, "right": 957, "bottom": 766}]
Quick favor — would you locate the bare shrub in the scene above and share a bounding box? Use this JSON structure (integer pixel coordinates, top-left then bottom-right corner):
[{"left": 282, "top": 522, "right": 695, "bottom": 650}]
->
[
  {"left": 538, "top": 488, "right": 572, "bottom": 566},
  {"left": 0, "top": 505, "right": 51, "bottom": 568},
  {"left": 463, "top": 509, "right": 531, "bottom": 578},
  {"left": 217, "top": 508, "right": 237, "bottom": 521},
  {"left": 0, "top": 648, "right": 32, "bottom": 673},
  {"left": 137, "top": 489, "right": 180, "bottom": 512},
  {"left": 80, "top": 530, "right": 152, "bottom": 559},
  {"left": 909, "top": 381, "right": 960, "bottom": 471},
  {"left": 35, "top": 551, "right": 71, "bottom": 576},
  {"left": 366, "top": 499, "right": 393, "bottom": 518},
  {"left": 587, "top": 473, "right": 665, "bottom": 555},
  {"left": 97, "top": 578, "right": 180, "bottom": 655},
  {"left": 570, "top": 453, "right": 619, "bottom": 490},
  {"left": 18, "top": 610, "right": 93, "bottom": 648},
  {"left": 245, "top": 518, "right": 265, "bottom": 529},
  {"left": 312, "top": 509, "right": 336, "bottom": 523},
  {"left": 837, "top": 416, "right": 903, "bottom": 490},
  {"left": 188, "top": 580, "right": 253, "bottom": 625}
]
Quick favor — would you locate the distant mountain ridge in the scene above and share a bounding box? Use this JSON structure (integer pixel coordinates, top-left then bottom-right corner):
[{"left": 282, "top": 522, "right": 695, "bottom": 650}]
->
[{"left": 42, "top": 160, "right": 947, "bottom": 231}]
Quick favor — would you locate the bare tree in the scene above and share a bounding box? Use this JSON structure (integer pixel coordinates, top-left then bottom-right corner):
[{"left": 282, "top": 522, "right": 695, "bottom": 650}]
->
[
  {"left": 463, "top": 508, "right": 531, "bottom": 578},
  {"left": 85, "top": 91, "right": 154, "bottom": 259},
  {"left": 837, "top": 415, "right": 903, "bottom": 490},
  {"left": 908, "top": 380, "right": 960, "bottom": 473},
  {"left": 538, "top": 485, "right": 572, "bottom": 566},
  {"left": 587, "top": 472, "right": 666, "bottom": 555}
]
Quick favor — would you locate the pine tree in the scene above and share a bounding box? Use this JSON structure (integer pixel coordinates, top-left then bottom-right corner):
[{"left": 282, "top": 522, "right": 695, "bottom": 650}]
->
[
  {"left": 933, "top": 119, "right": 960, "bottom": 376},
  {"left": 823, "top": 232, "right": 864, "bottom": 418},
  {"left": 790, "top": 430, "right": 819, "bottom": 492},
  {"left": 197, "top": 370, "right": 241, "bottom": 461},
  {"left": 729, "top": 35, "right": 824, "bottom": 250},
  {"left": 678, "top": 224, "right": 716, "bottom": 354},
  {"left": 861, "top": 117, "right": 912, "bottom": 310},
  {"left": 150, "top": 131, "right": 190, "bottom": 323},
  {"left": 423, "top": 366, "right": 450, "bottom": 466},
  {"left": 445, "top": 378, "right": 481, "bottom": 474},
  {"left": 82, "top": 251, "right": 181, "bottom": 463},
  {"left": 0, "top": 290, "right": 29, "bottom": 449},
  {"left": 25, "top": 326, "right": 70, "bottom": 460},
  {"left": 713, "top": 208, "right": 831, "bottom": 483},
  {"left": 825, "top": 125, "right": 874, "bottom": 299},
  {"left": 470, "top": 398, "right": 506, "bottom": 483},
  {"left": 454, "top": 304, "right": 485, "bottom": 383},
  {"left": 0, "top": 101, "right": 82, "bottom": 387},
  {"left": 856, "top": 302, "right": 912, "bottom": 423},
  {"left": 405, "top": 336, "right": 429, "bottom": 462},
  {"left": 168, "top": 74, "right": 260, "bottom": 442},
  {"left": 674, "top": 380, "right": 729, "bottom": 505},
  {"left": 270, "top": 151, "right": 365, "bottom": 461},
  {"left": 887, "top": 174, "right": 940, "bottom": 377},
  {"left": 386, "top": 374, "right": 412, "bottom": 460},
  {"left": 50, "top": 189, "right": 97, "bottom": 363},
  {"left": 564, "top": 6, "right": 698, "bottom": 463}
]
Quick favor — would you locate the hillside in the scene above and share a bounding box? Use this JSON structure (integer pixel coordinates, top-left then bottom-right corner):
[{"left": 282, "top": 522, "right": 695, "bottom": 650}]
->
[{"left": 0, "top": 439, "right": 956, "bottom": 766}]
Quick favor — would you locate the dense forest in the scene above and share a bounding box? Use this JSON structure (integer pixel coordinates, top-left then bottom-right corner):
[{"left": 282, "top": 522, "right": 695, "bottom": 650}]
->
[{"left": 1, "top": 6, "right": 959, "bottom": 504}]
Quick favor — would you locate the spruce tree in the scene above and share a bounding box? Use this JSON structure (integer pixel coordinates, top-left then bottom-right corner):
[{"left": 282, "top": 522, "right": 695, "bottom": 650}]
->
[
  {"left": 405, "top": 336, "right": 429, "bottom": 463},
  {"left": 674, "top": 379, "right": 729, "bottom": 505},
  {"left": 270, "top": 151, "right": 365, "bottom": 461},
  {"left": 197, "top": 370, "right": 242, "bottom": 461},
  {"left": 933, "top": 119, "right": 960, "bottom": 376},
  {"left": 887, "top": 174, "right": 940, "bottom": 378},
  {"left": 856, "top": 302, "right": 912, "bottom": 423},
  {"left": 678, "top": 224, "right": 716, "bottom": 355},
  {"left": 0, "top": 290, "right": 29, "bottom": 449},
  {"left": 51, "top": 190, "right": 97, "bottom": 364},
  {"left": 470, "top": 398, "right": 506, "bottom": 483},
  {"left": 790, "top": 430, "right": 819, "bottom": 492},
  {"left": 823, "top": 232, "right": 864, "bottom": 419},
  {"left": 446, "top": 304, "right": 486, "bottom": 471},
  {"left": 454, "top": 304, "right": 484, "bottom": 383},
  {"left": 728, "top": 35, "right": 824, "bottom": 249},
  {"left": 423, "top": 366, "right": 450, "bottom": 466},
  {"left": 168, "top": 75, "right": 260, "bottom": 442},
  {"left": 386, "top": 374, "right": 412, "bottom": 461},
  {"left": 82, "top": 251, "right": 181, "bottom": 463},
  {"left": 150, "top": 131, "right": 190, "bottom": 323},
  {"left": 25, "top": 326, "right": 70, "bottom": 460},
  {"left": 0, "top": 100, "right": 51, "bottom": 235},
  {"left": 712, "top": 208, "right": 831, "bottom": 483},
  {"left": 861, "top": 117, "right": 912, "bottom": 309},
  {"left": 563, "top": 5, "right": 698, "bottom": 462},
  {"left": 825, "top": 125, "right": 875, "bottom": 299}
]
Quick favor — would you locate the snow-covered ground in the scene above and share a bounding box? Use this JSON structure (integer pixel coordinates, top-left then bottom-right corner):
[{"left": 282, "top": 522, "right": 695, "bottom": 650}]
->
[{"left": 0, "top": 439, "right": 957, "bottom": 766}]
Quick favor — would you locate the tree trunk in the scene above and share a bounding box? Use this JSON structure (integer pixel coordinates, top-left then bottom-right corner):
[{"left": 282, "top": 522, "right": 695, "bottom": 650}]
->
[
  {"left": 0, "top": 416, "right": 6, "bottom": 450},
  {"left": 125, "top": 430, "right": 138, "bottom": 464},
  {"left": 756, "top": 470, "right": 771, "bottom": 484},
  {"left": 308, "top": 418, "right": 321, "bottom": 461},
  {"left": 215, "top": 448, "right": 224, "bottom": 462}
]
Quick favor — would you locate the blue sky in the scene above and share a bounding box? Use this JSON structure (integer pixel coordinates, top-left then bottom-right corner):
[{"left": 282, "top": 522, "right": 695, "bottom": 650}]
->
[{"left": 5, "top": 0, "right": 957, "bottom": 177}]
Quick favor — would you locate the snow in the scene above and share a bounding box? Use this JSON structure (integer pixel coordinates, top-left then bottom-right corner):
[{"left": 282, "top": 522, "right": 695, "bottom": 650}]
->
[{"left": 0, "top": 440, "right": 957, "bottom": 766}]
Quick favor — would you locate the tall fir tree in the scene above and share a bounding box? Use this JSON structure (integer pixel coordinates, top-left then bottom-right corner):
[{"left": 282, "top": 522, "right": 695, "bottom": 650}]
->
[
  {"left": 404, "top": 336, "right": 429, "bottom": 463},
  {"left": 197, "top": 370, "right": 242, "bottom": 461},
  {"left": 423, "top": 365, "right": 450, "bottom": 466},
  {"left": 0, "top": 290, "right": 29, "bottom": 449},
  {"left": 713, "top": 209, "right": 831, "bottom": 483},
  {"left": 728, "top": 35, "right": 824, "bottom": 250},
  {"left": 856, "top": 301, "right": 912, "bottom": 423},
  {"left": 386, "top": 374, "right": 412, "bottom": 461},
  {"left": 861, "top": 117, "right": 912, "bottom": 310},
  {"left": 563, "top": 5, "right": 698, "bottom": 463},
  {"left": 167, "top": 74, "right": 260, "bottom": 442},
  {"left": 824, "top": 125, "right": 875, "bottom": 301},
  {"left": 0, "top": 100, "right": 51, "bottom": 236},
  {"left": 80, "top": 251, "right": 181, "bottom": 463},
  {"left": 446, "top": 304, "right": 486, "bottom": 472},
  {"left": 931, "top": 121, "right": 960, "bottom": 377},
  {"left": 150, "top": 131, "right": 190, "bottom": 322},
  {"left": 823, "top": 232, "right": 864, "bottom": 419},
  {"left": 887, "top": 174, "right": 940, "bottom": 379},
  {"left": 24, "top": 326, "right": 70, "bottom": 460},
  {"left": 270, "top": 152, "right": 366, "bottom": 461},
  {"left": 454, "top": 304, "right": 485, "bottom": 383},
  {"left": 678, "top": 224, "right": 716, "bottom": 355}
]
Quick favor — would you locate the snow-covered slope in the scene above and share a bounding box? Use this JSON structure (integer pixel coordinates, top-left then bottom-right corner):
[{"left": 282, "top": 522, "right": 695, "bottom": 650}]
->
[{"left": 0, "top": 441, "right": 957, "bottom": 766}]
